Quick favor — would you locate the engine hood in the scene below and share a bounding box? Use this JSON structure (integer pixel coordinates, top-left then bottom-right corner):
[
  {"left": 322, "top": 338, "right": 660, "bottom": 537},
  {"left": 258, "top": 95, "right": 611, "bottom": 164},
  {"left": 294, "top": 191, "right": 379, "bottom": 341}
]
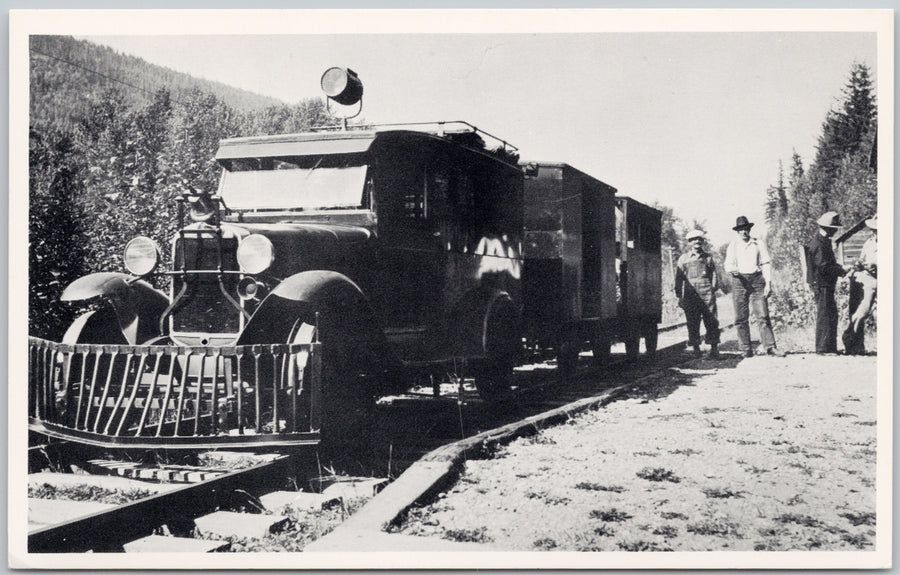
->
[{"left": 231, "top": 222, "right": 374, "bottom": 279}]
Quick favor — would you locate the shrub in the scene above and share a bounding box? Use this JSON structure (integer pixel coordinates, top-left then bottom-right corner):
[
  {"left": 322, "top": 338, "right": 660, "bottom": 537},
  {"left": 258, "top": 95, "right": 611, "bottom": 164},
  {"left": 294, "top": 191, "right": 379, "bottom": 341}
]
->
[
  {"left": 590, "top": 508, "right": 633, "bottom": 522},
  {"left": 636, "top": 467, "right": 681, "bottom": 483}
]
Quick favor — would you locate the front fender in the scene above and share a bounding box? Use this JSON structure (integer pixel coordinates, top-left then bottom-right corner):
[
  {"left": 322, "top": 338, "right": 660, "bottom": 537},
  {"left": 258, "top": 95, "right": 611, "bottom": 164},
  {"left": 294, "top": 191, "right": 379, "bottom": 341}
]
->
[
  {"left": 238, "top": 271, "right": 398, "bottom": 375},
  {"left": 60, "top": 272, "right": 169, "bottom": 344}
]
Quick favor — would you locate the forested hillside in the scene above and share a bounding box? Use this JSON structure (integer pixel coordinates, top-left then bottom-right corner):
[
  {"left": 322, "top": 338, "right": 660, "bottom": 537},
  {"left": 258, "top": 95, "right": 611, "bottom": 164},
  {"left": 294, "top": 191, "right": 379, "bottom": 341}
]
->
[
  {"left": 30, "top": 36, "right": 281, "bottom": 131},
  {"left": 29, "top": 36, "right": 331, "bottom": 339},
  {"left": 763, "top": 63, "right": 877, "bottom": 331}
]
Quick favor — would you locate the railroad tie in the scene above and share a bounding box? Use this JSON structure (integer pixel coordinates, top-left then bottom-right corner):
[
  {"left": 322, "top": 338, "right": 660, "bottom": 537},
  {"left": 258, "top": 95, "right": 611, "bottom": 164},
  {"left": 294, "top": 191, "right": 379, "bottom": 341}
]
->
[
  {"left": 123, "top": 534, "right": 231, "bottom": 553},
  {"left": 86, "top": 459, "right": 228, "bottom": 483},
  {"left": 194, "top": 511, "right": 291, "bottom": 540}
]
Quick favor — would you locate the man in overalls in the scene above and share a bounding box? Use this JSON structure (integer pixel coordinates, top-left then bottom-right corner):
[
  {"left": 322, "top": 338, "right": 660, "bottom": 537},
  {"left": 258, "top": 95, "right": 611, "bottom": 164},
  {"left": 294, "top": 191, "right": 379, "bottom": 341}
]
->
[{"left": 675, "top": 230, "right": 721, "bottom": 358}]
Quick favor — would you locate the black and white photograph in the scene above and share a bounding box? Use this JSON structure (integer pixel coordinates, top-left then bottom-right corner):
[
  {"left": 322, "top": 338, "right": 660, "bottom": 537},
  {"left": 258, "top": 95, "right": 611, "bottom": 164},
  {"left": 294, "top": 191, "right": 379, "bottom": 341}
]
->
[{"left": 9, "top": 8, "right": 892, "bottom": 569}]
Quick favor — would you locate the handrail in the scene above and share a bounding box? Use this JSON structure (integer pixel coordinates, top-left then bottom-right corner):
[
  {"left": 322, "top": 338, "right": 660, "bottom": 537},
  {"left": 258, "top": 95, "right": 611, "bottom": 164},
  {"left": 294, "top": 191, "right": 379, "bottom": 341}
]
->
[{"left": 27, "top": 337, "right": 321, "bottom": 448}]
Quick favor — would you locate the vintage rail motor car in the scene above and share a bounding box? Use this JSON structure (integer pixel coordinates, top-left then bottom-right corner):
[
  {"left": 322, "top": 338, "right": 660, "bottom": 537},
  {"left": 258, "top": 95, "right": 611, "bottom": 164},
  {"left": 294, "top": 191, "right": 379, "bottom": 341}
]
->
[{"left": 28, "top": 68, "right": 660, "bottom": 451}]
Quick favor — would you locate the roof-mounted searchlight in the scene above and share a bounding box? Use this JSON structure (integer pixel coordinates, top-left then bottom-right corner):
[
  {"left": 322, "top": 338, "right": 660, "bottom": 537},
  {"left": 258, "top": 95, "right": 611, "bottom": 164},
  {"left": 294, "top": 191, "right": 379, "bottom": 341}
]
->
[
  {"left": 321, "top": 67, "right": 363, "bottom": 129},
  {"left": 321, "top": 67, "right": 363, "bottom": 106}
]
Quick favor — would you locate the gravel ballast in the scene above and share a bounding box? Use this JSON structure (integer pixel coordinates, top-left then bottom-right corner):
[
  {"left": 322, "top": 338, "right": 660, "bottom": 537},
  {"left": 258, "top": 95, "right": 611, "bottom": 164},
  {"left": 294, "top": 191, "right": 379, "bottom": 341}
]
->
[{"left": 395, "top": 353, "right": 879, "bottom": 553}]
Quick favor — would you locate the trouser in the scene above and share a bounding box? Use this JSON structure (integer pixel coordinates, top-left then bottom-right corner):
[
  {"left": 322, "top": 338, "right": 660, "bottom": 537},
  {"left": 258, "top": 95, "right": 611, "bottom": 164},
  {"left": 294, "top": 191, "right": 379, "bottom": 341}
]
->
[
  {"left": 683, "top": 298, "right": 720, "bottom": 347},
  {"left": 813, "top": 285, "right": 838, "bottom": 353},
  {"left": 842, "top": 274, "right": 876, "bottom": 354},
  {"left": 731, "top": 272, "right": 776, "bottom": 352}
]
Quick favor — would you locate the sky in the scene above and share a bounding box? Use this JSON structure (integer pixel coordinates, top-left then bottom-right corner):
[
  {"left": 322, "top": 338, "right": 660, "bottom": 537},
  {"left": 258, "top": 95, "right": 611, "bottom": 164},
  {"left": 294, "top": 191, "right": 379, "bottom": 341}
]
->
[{"left": 70, "top": 14, "right": 881, "bottom": 245}]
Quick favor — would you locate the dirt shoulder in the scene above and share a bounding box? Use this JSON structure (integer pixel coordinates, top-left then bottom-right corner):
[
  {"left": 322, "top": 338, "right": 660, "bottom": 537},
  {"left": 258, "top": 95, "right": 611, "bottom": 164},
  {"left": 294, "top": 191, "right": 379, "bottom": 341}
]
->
[{"left": 396, "top": 350, "right": 878, "bottom": 552}]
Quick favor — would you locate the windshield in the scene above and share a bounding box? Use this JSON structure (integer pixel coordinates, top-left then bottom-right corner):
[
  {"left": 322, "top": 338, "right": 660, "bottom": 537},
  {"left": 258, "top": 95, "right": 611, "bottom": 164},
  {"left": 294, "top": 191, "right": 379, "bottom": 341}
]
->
[{"left": 218, "top": 157, "right": 368, "bottom": 211}]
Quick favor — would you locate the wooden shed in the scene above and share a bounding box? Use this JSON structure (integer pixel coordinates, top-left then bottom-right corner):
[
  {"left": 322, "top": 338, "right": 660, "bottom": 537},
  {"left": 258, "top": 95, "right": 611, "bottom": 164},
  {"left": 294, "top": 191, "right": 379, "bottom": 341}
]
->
[{"left": 835, "top": 217, "right": 876, "bottom": 265}]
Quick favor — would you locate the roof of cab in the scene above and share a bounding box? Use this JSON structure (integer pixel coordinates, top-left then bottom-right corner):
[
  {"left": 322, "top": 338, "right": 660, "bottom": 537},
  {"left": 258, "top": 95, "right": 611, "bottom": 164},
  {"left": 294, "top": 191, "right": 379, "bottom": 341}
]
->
[
  {"left": 216, "top": 130, "right": 379, "bottom": 160},
  {"left": 215, "top": 128, "right": 517, "bottom": 167}
]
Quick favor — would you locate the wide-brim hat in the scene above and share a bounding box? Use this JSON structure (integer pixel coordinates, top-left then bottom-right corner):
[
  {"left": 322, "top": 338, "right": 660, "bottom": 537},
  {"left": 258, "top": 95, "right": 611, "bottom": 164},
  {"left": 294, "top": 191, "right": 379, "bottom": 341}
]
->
[
  {"left": 732, "top": 216, "right": 754, "bottom": 231},
  {"left": 816, "top": 211, "right": 842, "bottom": 229},
  {"left": 865, "top": 216, "right": 877, "bottom": 230},
  {"left": 686, "top": 229, "right": 706, "bottom": 241}
]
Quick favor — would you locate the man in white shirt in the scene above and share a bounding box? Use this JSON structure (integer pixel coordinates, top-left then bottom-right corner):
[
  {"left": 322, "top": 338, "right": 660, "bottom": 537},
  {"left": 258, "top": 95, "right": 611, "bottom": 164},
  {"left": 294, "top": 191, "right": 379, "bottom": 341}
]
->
[
  {"left": 842, "top": 216, "right": 877, "bottom": 355},
  {"left": 724, "top": 216, "right": 785, "bottom": 357}
]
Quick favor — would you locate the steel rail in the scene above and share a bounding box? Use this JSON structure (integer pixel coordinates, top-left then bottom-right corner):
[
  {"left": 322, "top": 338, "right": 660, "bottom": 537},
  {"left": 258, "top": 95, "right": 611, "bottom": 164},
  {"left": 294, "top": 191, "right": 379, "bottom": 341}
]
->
[{"left": 28, "top": 454, "right": 292, "bottom": 553}]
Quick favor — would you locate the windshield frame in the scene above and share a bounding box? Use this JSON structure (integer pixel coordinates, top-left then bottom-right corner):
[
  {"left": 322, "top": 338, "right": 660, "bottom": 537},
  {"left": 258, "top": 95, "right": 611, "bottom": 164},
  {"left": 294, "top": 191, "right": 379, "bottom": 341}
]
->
[{"left": 217, "top": 154, "right": 370, "bottom": 212}]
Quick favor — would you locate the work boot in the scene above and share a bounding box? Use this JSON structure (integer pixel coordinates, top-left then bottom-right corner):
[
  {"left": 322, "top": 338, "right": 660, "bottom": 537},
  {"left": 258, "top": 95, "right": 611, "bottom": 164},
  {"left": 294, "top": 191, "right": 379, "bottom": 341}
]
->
[
  {"left": 692, "top": 344, "right": 702, "bottom": 358},
  {"left": 742, "top": 349, "right": 754, "bottom": 358},
  {"left": 767, "top": 347, "right": 786, "bottom": 357},
  {"left": 708, "top": 344, "right": 720, "bottom": 359}
]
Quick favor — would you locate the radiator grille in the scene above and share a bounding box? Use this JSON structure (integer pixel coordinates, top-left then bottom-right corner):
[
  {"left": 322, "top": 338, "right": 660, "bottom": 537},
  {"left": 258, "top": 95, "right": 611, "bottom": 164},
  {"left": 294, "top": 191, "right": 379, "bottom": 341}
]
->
[{"left": 172, "top": 233, "right": 241, "bottom": 334}]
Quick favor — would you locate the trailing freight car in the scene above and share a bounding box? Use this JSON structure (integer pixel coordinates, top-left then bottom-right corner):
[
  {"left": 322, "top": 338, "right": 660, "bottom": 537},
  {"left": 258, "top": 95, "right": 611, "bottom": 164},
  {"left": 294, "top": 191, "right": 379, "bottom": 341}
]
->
[{"left": 520, "top": 162, "right": 661, "bottom": 373}]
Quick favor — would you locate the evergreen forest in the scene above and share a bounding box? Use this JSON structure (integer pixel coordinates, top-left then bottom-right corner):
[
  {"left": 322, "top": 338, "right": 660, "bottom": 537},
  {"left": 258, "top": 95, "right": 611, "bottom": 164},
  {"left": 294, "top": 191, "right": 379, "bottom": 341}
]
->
[{"left": 27, "top": 36, "right": 878, "bottom": 340}]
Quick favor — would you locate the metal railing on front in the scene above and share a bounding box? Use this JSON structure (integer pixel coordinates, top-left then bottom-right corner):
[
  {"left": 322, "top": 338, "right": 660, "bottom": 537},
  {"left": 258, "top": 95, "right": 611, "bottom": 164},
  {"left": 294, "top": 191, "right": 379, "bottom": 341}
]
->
[{"left": 28, "top": 337, "right": 322, "bottom": 448}]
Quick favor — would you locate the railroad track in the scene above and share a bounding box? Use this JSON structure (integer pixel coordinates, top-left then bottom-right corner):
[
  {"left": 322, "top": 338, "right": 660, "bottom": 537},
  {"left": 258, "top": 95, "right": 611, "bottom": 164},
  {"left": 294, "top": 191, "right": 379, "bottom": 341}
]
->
[{"left": 28, "top": 321, "right": 718, "bottom": 553}]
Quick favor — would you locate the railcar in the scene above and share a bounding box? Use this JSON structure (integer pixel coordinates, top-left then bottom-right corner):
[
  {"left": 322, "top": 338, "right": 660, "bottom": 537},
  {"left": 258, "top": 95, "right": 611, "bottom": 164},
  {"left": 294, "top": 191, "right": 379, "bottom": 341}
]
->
[
  {"left": 520, "top": 162, "right": 662, "bottom": 372},
  {"left": 28, "top": 68, "right": 661, "bottom": 451}
]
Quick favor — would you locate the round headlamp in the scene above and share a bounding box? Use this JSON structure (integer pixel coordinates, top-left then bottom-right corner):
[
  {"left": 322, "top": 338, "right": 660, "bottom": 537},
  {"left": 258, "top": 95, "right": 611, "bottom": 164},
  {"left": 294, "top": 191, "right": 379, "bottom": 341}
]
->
[
  {"left": 237, "top": 234, "right": 275, "bottom": 274},
  {"left": 123, "top": 236, "right": 160, "bottom": 276}
]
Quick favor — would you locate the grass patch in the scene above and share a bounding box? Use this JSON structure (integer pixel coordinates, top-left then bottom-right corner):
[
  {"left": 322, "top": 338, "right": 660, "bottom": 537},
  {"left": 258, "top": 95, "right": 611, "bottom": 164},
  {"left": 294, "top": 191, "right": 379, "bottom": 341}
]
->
[
  {"left": 443, "top": 527, "right": 493, "bottom": 544},
  {"left": 786, "top": 494, "right": 805, "bottom": 506},
  {"left": 686, "top": 519, "right": 742, "bottom": 538},
  {"left": 532, "top": 537, "right": 558, "bottom": 550},
  {"left": 636, "top": 467, "right": 681, "bottom": 483},
  {"left": 788, "top": 462, "right": 813, "bottom": 476},
  {"left": 660, "top": 511, "right": 689, "bottom": 521},
  {"left": 590, "top": 508, "right": 633, "bottom": 522},
  {"left": 839, "top": 512, "right": 875, "bottom": 526},
  {"left": 526, "top": 434, "right": 557, "bottom": 445},
  {"left": 842, "top": 533, "right": 873, "bottom": 549},
  {"left": 832, "top": 412, "right": 858, "bottom": 418},
  {"left": 593, "top": 525, "right": 616, "bottom": 537},
  {"left": 575, "top": 482, "right": 625, "bottom": 493},
  {"left": 223, "top": 498, "right": 369, "bottom": 552},
  {"left": 652, "top": 525, "right": 679, "bottom": 538},
  {"left": 28, "top": 483, "right": 152, "bottom": 505},
  {"left": 617, "top": 540, "right": 673, "bottom": 552},
  {"left": 774, "top": 513, "right": 847, "bottom": 535},
  {"left": 702, "top": 487, "right": 743, "bottom": 499},
  {"left": 668, "top": 448, "right": 702, "bottom": 456}
]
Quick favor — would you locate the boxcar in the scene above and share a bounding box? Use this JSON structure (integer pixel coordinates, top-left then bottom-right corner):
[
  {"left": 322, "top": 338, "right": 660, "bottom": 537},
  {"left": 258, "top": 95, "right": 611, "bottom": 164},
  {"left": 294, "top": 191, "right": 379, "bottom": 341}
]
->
[
  {"left": 610, "top": 196, "right": 663, "bottom": 359},
  {"left": 519, "top": 163, "right": 662, "bottom": 371}
]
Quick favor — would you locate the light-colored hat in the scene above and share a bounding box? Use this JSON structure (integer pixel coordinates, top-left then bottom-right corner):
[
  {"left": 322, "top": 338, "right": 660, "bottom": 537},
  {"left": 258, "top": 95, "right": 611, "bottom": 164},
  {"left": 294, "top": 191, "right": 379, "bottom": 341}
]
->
[
  {"left": 865, "top": 216, "right": 877, "bottom": 230},
  {"left": 686, "top": 229, "right": 705, "bottom": 241},
  {"left": 816, "top": 211, "right": 842, "bottom": 229}
]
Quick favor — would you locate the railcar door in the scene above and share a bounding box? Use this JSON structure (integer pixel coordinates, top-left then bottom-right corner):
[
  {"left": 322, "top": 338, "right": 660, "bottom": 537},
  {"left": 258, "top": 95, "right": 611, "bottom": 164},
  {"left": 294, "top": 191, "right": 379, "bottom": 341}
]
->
[{"left": 370, "top": 138, "right": 449, "bottom": 359}]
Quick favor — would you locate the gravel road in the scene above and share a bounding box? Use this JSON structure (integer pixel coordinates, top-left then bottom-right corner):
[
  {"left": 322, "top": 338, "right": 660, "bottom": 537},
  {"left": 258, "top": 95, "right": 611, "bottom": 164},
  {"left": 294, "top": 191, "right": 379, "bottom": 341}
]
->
[{"left": 396, "top": 347, "right": 879, "bottom": 553}]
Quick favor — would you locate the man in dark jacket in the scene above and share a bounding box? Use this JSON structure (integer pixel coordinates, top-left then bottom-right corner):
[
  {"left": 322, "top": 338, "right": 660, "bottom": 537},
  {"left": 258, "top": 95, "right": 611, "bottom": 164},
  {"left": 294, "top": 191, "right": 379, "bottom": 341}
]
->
[{"left": 806, "top": 211, "right": 847, "bottom": 354}]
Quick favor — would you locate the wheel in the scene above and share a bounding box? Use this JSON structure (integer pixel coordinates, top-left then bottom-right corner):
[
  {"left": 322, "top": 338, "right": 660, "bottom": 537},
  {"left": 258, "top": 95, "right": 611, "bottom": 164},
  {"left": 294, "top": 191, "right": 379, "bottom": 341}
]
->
[
  {"left": 624, "top": 324, "right": 641, "bottom": 361},
  {"left": 473, "top": 360, "right": 515, "bottom": 402},
  {"left": 473, "top": 295, "right": 520, "bottom": 402},
  {"left": 590, "top": 333, "right": 611, "bottom": 365},
  {"left": 288, "top": 319, "right": 375, "bottom": 452},
  {"left": 642, "top": 322, "right": 659, "bottom": 357},
  {"left": 556, "top": 333, "right": 581, "bottom": 377}
]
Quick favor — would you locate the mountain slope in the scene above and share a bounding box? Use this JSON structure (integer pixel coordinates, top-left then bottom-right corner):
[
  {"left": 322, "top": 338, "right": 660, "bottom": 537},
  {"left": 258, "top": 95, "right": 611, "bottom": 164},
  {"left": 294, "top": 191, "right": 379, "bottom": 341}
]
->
[{"left": 30, "top": 35, "right": 283, "bottom": 130}]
